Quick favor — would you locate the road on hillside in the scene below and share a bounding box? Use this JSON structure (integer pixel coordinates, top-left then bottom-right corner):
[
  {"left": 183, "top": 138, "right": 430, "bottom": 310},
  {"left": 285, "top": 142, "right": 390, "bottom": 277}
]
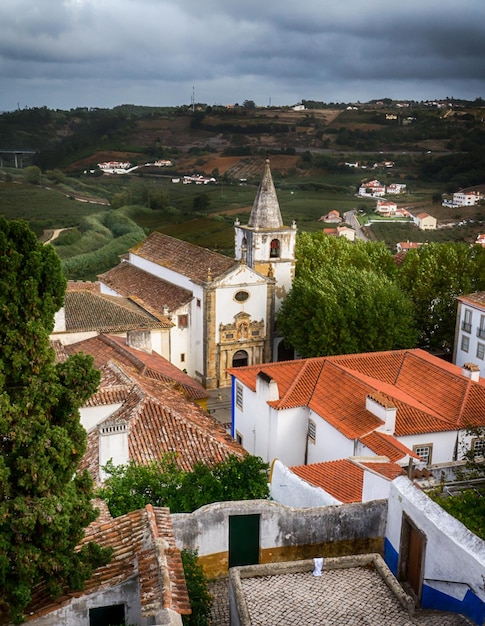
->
[{"left": 344, "top": 210, "right": 368, "bottom": 241}]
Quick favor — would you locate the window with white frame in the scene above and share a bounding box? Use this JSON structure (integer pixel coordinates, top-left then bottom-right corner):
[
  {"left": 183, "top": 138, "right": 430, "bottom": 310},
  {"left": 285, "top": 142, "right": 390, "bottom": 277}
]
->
[
  {"left": 461, "top": 335, "right": 470, "bottom": 353},
  {"left": 476, "top": 342, "right": 485, "bottom": 360},
  {"left": 236, "top": 431, "right": 243, "bottom": 445},
  {"left": 236, "top": 383, "right": 243, "bottom": 410},
  {"left": 472, "top": 437, "right": 485, "bottom": 458},
  {"left": 413, "top": 444, "right": 433, "bottom": 465}
]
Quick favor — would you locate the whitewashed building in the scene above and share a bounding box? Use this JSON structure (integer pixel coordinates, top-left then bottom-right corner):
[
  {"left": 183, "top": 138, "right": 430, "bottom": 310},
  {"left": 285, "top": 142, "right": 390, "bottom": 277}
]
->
[{"left": 454, "top": 291, "right": 485, "bottom": 382}]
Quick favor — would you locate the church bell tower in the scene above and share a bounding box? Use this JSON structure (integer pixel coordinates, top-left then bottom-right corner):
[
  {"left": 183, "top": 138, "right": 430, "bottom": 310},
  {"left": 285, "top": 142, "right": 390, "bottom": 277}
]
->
[{"left": 234, "top": 159, "right": 296, "bottom": 313}]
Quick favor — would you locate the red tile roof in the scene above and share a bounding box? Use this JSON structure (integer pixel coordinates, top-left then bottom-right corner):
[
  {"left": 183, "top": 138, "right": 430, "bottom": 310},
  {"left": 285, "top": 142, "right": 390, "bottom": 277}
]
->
[
  {"left": 290, "top": 460, "right": 364, "bottom": 503},
  {"left": 99, "top": 261, "right": 193, "bottom": 316},
  {"left": 130, "top": 231, "right": 236, "bottom": 285},
  {"left": 78, "top": 361, "right": 245, "bottom": 480},
  {"left": 65, "top": 334, "right": 208, "bottom": 402},
  {"left": 26, "top": 504, "right": 190, "bottom": 622},
  {"left": 457, "top": 291, "right": 485, "bottom": 309},
  {"left": 229, "top": 348, "right": 485, "bottom": 451}
]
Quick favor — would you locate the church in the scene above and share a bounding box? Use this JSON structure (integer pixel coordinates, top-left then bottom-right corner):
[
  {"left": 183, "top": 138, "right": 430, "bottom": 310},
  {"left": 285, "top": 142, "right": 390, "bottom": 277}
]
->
[{"left": 98, "top": 159, "right": 296, "bottom": 389}]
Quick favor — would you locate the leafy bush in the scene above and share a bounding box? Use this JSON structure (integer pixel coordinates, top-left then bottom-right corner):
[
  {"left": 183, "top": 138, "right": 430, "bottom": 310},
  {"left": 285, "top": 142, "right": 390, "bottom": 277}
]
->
[{"left": 181, "top": 549, "right": 213, "bottom": 626}]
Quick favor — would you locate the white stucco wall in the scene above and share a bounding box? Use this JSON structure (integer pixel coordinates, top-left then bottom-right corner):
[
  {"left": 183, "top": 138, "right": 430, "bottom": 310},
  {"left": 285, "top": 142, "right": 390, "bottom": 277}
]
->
[
  {"left": 80, "top": 405, "right": 122, "bottom": 432},
  {"left": 398, "top": 430, "right": 456, "bottom": 465},
  {"left": 269, "top": 460, "right": 342, "bottom": 507},
  {"left": 386, "top": 476, "right": 485, "bottom": 609},
  {"left": 129, "top": 253, "right": 196, "bottom": 293},
  {"left": 362, "top": 468, "right": 393, "bottom": 502},
  {"left": 308, "top": 411, "right": 355, "bottom": 463}
]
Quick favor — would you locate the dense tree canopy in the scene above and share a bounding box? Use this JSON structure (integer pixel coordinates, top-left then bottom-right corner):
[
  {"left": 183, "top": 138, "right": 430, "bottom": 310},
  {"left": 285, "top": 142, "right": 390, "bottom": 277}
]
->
[
  {"left": 0, "top": 218, "right": 109, "bottom": 624},
  {"left": 277, "top": 234, "right": 417, "bottom": 357},
  {"left": 98, "top": 454, "right": 269, "bottom": 517},
  {"left": 397, "top": 242, "right": 485, "bottom": 350}
]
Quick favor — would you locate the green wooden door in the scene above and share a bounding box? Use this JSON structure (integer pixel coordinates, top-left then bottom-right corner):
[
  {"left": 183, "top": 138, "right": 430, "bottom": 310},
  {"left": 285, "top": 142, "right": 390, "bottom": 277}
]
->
[{"left": 229, "top": 514, "right": 260, "bottom": 568}]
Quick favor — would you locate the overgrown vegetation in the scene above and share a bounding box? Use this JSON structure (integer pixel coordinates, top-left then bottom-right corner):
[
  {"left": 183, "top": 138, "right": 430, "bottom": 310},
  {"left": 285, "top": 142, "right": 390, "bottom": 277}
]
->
[
  {"left": 97, "top": 454, "right": 269, "bottom": 518},
  {"left": 181, "top": 549, "right": 213, "bottom": 626}
]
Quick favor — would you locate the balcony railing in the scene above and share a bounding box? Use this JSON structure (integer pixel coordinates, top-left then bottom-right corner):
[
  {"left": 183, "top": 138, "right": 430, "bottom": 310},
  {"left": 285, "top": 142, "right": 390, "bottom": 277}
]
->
[
  {"left": 461, "top": 321, "right": 472, "bottom": 333},
  {"left": 477, "top": 327, "right": 485, "bottom": 339}
]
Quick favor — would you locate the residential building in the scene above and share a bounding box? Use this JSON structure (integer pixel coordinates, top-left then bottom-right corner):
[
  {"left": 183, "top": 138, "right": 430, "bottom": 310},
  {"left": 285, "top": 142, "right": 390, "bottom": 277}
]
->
[
  {"left": 358, "top": 179, "right": 386, "bottom": 197},
  {"left": 99, "top": 159, "right": 296, "bottom": 389},
  {"left": 453, "top": 190, "right": 482, "bottom": 206},
  {"left": 386, "top": 183, "right": 407, "bottom": 194},
  {"left": 454, "top": 292, "right": 485, "bottom": 380},
  {"left": 376, "top": 200, "right": 398, "bottom": 215},
  {"left": 229, "top": 349, "right": 485, "bottom": 469},
  {"left": 26, "top": 503, "right": 190, "bottom": 626},
  {"left": 415, "top": 212, "right": 437, "bottom": 230},
  {"left": 396, "top": 241, "right": 423, "bottom": 253},
  {"left": 318, "top": 210, "right": 342, "bottom": 223}
]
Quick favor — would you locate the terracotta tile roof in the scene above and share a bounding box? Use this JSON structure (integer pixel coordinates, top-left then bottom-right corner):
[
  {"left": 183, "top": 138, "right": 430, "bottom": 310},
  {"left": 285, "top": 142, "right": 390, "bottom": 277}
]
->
[
  {"left": 60, "top": 289, "right": 172, "bottom": 333},
  {"left": 360, "top": 431, "right": 420, "bottom": 462},
  {"left": 99, "top": 261, "right": 193, "bottom": 315},
  {"left": 290, "top": 460, "right": 364, "bottom": 503},
  {"left": 66, "top": 280, "right": 101, "bottom": 293},
  {"left": 457, "top": 291, "right": 485, "bottom": 309},
  {"left": 78, "top": 361, "right": 245, "bottom": 480},
  {"left": 230, "top": 348, "right": 485, "bottom": 448},
  {"left": 65, "top": 334, "right": 208, "bottom": 402},
  {"left": 129, "top": 231, "right": 235, "bottom": 285},
  {"left": 357, "top": 460, "right": 406, "bottom": 480},
  {"left": 26, "top": 504, "right": 190, "bottom": 622}
]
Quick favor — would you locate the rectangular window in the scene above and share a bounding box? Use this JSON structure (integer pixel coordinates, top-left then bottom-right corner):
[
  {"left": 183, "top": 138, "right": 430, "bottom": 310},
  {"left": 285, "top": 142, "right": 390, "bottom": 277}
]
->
[
  {"left": 308, "top": 419, "right": 316, "bottom": 443},
  {"left": 178, "top": 314, "right": 188, "bottom": 328},
  {"left": 472, "top": 438, "right": 485, "bottom": 458},
  {"left": 462, "top": 308, "right": 472, "bottom": 333},
  {"left": 478, "top": 315, "right": 485, "bottom": 339},
  {"left": 180, "top": 353, "right": 185, "bottom": 363},
  {"left": 413, "top": 444, "right": 433, "bottom": 465},
  {"left": 236, "top": 431, "right": 243, "bottom": 445},
  {"left": 461, "top": 335, "right": 470, "bottom": 353},
  {"left": 197, "top": 298, "right": 201, "bottom": 308},
  {"left": 477, "top": 343, "right": 485, "bottom": 360},
  {"left": 236, "top": 383, "right": 243, "bottom": 410}
]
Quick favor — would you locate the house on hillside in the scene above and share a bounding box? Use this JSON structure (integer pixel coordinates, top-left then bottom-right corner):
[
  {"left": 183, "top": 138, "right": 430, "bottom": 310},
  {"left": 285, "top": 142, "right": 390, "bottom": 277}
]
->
[
  {"left": 453, "top": 190, "right": 482, "bottom": 206},
  {"left": 318, "top": 210, "right": 342, "bottom": 223},
  {"left": 375, "top": 200, "right": 398, "bottom": 215},
  {"left": 386, "top": 183, "right": 407, "bottom": 194},
  {"left": 454, "top": 291, "right": 485, "bottom": 383},
  {"left": 414, "top": 212, "right": 437, "bottom": 230},
  {"left": 229, "top": 349, "right": 485, "bottom": 470},
  {"left": 358, "top": 180, "right": 386, "bottom": 197},
  {"left": 25, "top": 502, "right": 190, "bottom": 626},
  {"left": 396, "top": 241, "right": 423, "bottom": 253},
  {"left": 98, "top": 159, "right": 296, "bottom": 388}
]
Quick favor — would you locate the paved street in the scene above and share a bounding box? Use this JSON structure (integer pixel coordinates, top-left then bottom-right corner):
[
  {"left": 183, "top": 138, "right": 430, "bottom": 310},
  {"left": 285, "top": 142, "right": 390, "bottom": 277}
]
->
[{"left": 209, "top": 568, "right": 474, "bottom": 626}]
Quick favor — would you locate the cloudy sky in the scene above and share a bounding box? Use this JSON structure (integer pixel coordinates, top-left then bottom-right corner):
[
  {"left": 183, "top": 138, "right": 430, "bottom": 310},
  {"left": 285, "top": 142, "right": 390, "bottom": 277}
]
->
[{"left": 1, "top": 0, "right": 485, "bottom": 112}]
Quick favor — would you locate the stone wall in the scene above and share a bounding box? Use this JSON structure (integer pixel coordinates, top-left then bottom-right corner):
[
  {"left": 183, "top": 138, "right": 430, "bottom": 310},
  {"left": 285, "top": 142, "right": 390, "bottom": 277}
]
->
[{"left": 171, "top": 498, "right": 387, "bottom": 579}]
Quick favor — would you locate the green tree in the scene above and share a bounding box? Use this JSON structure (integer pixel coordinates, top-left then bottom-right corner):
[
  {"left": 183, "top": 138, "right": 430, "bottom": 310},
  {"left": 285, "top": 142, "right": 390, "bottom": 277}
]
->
[
  {"left": 276, "top": 233, "right": 416, "bottom": 357},
  {"left": 0, "top": 218, "right": 110, "bottom": 624},
  {"left": 397, "top": 242, "right": 485, "bottom": 350},
  {"left": 193, "top": 193, "right": 211, "bottom": 212},
  {"left": 23, "top": 165, "right": 41, "bottom": 185},
  {"left": 98, "top": 454, "right": 269, "bottom": 517},
  {"left": 277, "top": 265, "right": 417, "bottom": 357}
]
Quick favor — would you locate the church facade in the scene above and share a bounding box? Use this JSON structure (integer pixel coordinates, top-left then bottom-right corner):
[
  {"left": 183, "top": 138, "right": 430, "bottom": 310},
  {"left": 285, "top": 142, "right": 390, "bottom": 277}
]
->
[{"left": 98, "top": 159, "right": 296, "bottom": 389}]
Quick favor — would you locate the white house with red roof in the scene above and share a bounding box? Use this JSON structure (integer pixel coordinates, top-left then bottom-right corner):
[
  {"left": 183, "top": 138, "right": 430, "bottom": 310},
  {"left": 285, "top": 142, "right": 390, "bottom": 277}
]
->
[
  {"left": 358, "top": 179, "right": 386, "bottom": 197},
  {"left": 454, "top": 291, "right": 485, "bottom": 382},
  {"left": 229, "top": 349, "right": 485, "bottom": 471}
]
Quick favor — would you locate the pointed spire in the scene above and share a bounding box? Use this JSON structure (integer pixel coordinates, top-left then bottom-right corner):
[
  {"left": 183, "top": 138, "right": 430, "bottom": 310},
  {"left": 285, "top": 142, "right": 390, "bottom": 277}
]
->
[{"left": 248, "top": 159, "right": 283, "bottom": 229}]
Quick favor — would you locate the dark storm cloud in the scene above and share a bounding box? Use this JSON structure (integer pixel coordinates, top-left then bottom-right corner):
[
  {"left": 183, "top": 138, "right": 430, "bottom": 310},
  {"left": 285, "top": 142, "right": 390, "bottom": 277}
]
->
[{"left": 0, "top": 0, "right": 484, "bottom": 110}]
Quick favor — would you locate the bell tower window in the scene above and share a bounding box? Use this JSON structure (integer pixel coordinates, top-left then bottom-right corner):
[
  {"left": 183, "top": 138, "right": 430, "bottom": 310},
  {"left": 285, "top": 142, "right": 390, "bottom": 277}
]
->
[{"left": 270, "top": 239, "right": 281, "bottom": 258}]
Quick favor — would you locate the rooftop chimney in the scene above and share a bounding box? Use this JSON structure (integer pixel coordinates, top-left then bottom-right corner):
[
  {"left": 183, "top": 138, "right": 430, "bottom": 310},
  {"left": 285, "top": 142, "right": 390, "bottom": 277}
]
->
[
  {"left": 366, "top": 392, "right": 396, "bottom": 435},
  {"left": 462, "top": 362, "right": 480, "bottom": 382}
]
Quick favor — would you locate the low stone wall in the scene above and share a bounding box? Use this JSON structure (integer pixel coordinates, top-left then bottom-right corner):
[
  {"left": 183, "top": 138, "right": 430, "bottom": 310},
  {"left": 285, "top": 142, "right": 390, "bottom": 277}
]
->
[{"left": 171, "top": 498, "right": 387, "bottom": 579}]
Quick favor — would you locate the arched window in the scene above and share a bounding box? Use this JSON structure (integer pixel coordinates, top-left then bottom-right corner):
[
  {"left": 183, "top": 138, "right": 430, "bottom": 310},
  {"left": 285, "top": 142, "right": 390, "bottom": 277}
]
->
[
  {"left": 270, "top": 239, "right": 281, "bottom": 258},
  {"left": 232, "top": 350, "right": 248, "bottom": 368}
]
